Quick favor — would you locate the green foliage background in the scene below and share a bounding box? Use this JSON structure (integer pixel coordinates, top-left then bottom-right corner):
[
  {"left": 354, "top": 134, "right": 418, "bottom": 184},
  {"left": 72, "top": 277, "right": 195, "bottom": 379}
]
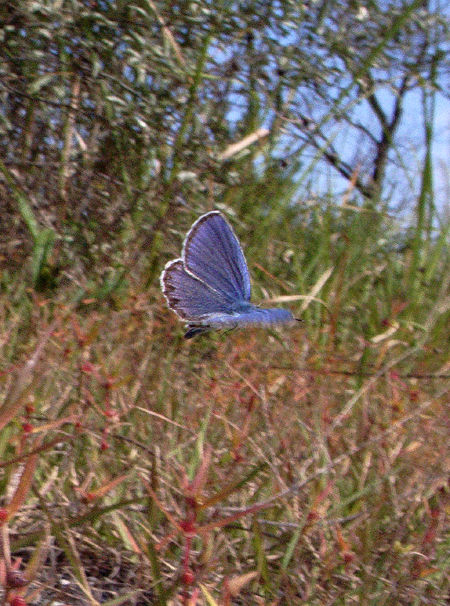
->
[{"left": 0, "top": 1, "right": 449, "bottom": 604}]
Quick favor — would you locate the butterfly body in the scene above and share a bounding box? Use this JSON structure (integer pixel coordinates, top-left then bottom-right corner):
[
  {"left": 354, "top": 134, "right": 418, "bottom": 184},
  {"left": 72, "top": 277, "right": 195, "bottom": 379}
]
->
[{"left": 160, "top": 211, "right": 294, "bottom": 338}]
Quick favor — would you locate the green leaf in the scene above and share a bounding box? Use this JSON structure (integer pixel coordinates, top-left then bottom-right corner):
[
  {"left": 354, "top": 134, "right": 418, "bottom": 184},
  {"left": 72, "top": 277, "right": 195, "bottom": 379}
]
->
[{"left": 28, "top": 73, "right": 56, "bottom": 94}]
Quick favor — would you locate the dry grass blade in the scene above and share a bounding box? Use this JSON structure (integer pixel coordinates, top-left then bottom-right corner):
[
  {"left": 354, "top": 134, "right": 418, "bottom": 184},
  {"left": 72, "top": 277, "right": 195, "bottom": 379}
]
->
[
  {"left": 5, "top": 453, "right": 39, "bottom": 521},
  {"left": 0, "top": 322, "right": 57, "bottom": 431}
]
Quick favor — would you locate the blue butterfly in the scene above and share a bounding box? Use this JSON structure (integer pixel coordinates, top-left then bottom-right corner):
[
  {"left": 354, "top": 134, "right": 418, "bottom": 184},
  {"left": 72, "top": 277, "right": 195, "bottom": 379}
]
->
[{"left": 160, "top": 211, "right": 294, "bottom": 338}]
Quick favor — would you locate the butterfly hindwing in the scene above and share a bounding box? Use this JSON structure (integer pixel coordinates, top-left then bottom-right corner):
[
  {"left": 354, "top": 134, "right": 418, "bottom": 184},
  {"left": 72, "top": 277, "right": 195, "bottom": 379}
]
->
[{"left": 160, "top": 259, "right": 232, "bottom": 321}]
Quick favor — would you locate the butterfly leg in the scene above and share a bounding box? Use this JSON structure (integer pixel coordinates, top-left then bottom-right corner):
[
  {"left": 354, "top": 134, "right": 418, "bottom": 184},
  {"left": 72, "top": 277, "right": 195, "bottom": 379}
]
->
[{"left": 184, "top": 324, "right": 212, "bottom": 339}]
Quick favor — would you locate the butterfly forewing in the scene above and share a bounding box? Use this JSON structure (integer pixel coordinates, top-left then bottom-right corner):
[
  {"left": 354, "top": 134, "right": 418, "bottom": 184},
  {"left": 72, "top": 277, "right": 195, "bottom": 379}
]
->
[{"left": 183, "top": 212, "right": 251, "bottom": 303}]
